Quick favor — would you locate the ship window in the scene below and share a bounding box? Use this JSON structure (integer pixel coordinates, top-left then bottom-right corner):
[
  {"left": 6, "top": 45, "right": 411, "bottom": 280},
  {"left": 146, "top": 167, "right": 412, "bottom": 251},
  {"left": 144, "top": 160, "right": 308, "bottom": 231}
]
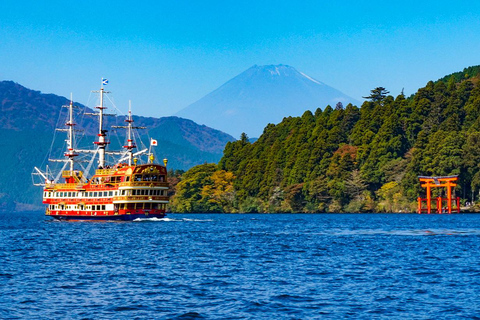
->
[
  {"left": 94, "top": 192, "right": 98, "bottom": 197},
  {"left": 143, "top": 175, "right": 150, "bottom": 181},
  {"left": 102, "top": 205, "right": 105, "bottom": 210},
  {"left": 152, "top": 175, "right": 158, "bottom": 181},
  {"left": 132, "top": 190, "right": 137, "bottom": 195},
  {"left": 142, "top": 190, "right": 146, "bottom": 195},
  {"left": 159, "top": 175, "right": 165, "bottom": 182},
  {"left": 109, "top": 191, "right": 113, "bottom": 197},
  {"left": 134, "top": 175, "right": 142, "bottom": 181},
  {"left": 145, "top": 203, "right": 151, "bottom": 209}
]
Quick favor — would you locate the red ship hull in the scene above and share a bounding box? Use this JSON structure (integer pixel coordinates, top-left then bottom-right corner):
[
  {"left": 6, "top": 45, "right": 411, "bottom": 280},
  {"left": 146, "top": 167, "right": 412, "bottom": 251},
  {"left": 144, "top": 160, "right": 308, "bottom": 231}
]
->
[{"left": 49, "top": 210, "right": 166, "bottom": 221}]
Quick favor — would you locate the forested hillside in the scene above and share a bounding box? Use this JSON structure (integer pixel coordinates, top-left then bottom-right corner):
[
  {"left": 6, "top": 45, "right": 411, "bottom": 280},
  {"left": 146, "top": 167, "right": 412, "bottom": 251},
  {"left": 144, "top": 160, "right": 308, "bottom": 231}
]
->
[{"left": 170, "top": 66, "right": 480, "bottom": 213}]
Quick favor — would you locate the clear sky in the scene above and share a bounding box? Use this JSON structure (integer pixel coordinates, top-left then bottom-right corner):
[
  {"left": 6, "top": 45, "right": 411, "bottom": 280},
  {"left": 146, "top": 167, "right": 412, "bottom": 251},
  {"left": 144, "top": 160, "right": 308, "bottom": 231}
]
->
[{"left": 1, "top": 0, "right": 480, "bottom": 118}]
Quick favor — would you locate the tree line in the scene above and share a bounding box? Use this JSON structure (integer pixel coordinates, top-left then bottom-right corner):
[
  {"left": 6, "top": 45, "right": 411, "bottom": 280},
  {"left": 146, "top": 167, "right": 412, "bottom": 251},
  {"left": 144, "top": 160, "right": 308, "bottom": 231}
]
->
[{"left": 168, "top": 66, "right": 480, "bottom": 213}]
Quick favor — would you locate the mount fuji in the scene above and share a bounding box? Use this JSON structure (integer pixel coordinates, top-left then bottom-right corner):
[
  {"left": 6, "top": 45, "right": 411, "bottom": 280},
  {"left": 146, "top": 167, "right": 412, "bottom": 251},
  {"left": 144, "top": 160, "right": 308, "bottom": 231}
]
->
[{"left": 175, "top": 65, "right": 360, "bottom": 138}]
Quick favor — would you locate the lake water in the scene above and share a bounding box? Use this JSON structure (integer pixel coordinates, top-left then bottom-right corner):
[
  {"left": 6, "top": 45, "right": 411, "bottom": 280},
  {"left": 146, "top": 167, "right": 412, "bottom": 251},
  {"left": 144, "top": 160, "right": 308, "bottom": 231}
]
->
[{"left": 1, "top": 212, "right": 480, "bottom": 319}]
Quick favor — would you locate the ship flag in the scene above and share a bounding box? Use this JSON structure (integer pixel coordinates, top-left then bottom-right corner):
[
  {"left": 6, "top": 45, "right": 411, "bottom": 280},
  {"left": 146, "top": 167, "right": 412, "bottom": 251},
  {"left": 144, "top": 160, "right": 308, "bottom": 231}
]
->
[
  {"left": 151, "top": 138, "right": 158, "bottom": 146},
  {"left": 102, "top": 78, "right": 109, "bottom": 85}
]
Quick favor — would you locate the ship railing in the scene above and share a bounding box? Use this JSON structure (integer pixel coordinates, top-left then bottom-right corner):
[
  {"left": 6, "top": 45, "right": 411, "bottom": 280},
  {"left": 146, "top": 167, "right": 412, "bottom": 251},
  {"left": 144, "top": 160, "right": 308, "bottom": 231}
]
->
[
  {"left": 119, "top": 181, "right": 169, "bottom": 187},
  {"left": 51, "top": 183, "right": 85, "bottom": 190},
  {"left": 62, "top": 170, "right": 84, "bottom": 178},
  {"left": 113, "top": 195, "right": 169, "bottom": 202},
  {"left": 95, "top": 168, "right": 117, "bottom": 176}
]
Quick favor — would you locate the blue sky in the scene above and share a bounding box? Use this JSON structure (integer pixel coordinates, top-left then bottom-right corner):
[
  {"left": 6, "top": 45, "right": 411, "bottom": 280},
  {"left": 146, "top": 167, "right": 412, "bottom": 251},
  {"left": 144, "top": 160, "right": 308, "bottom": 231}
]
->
[{"left": 1, "top": 0, "right": 480, "bottom": 117}]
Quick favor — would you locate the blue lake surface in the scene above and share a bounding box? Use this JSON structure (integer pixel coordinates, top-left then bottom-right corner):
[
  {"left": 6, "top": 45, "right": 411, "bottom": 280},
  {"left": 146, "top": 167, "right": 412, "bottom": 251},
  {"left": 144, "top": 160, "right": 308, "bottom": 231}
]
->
[{"left": 1, "top": 212, "right": 480, "bottom": 319}]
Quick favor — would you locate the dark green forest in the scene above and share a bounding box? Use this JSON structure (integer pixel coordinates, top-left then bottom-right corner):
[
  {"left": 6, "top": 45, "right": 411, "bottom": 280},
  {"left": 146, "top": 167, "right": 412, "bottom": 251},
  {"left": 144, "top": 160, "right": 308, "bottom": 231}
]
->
[{"left": 170, "top": 66, "right": 480, "bottom": 213}]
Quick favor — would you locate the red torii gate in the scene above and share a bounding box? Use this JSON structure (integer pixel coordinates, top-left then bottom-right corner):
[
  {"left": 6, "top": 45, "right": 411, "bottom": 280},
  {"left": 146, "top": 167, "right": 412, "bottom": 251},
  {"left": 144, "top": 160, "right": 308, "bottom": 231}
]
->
[{"left": 417, "top": 175, "right": 460, "bottom": 214}]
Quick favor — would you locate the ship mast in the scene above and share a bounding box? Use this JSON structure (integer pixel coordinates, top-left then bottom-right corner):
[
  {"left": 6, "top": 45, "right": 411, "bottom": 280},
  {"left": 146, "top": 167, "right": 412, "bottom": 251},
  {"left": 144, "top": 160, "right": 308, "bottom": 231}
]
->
[
  {"left": 64, "top": 98, "right": 78, "bottom": 172},
  {"left": 87, "top": 80, "right": 113, "bottom": 169},
  {"left": 112, "top": 101, "right": 145, "bottom": 166}
]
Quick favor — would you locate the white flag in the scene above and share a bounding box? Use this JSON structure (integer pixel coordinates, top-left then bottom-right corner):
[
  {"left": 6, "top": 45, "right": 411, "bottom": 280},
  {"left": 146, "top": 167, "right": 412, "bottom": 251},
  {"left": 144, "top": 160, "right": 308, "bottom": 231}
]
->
[{"left": 151, "top": 138, "right": 158, "bottom": 146}]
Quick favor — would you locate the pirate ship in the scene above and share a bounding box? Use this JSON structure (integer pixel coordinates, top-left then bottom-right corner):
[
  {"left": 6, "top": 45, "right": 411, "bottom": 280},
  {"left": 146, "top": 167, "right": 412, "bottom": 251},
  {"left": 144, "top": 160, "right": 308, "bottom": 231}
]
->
[{"left": 33, "top": 81, "right": 169, "bottom": 220}]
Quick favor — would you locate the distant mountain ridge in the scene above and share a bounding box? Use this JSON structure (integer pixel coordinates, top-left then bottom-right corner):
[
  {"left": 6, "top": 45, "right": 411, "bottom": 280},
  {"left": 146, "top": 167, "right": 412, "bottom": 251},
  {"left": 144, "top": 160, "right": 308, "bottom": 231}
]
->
[
  {"left": 0, "top": 81, "right": 234, "bottom": 156},
  {"left": 0, "top": 80, "right": 235, "bottom": 211},
  {"left": 176, "top": 65, "right": 359, "bottom": 137}
]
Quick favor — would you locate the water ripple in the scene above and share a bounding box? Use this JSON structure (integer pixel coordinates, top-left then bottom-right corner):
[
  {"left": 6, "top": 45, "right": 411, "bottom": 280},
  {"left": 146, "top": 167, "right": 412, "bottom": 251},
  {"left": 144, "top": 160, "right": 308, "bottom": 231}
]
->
[{"left": 1, "top": 212, "right": 480, "bottom": 318}]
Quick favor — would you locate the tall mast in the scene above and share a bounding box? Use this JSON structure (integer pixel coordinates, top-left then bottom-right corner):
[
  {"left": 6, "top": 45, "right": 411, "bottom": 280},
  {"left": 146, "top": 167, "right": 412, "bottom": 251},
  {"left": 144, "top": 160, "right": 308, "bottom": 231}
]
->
[
  {"left": 88, "top": 79, "right": 112, "bottom": 169},
  {"left": 126, "top": 102, "right": 134, "bottom": 166},
  {"left": 112, "top": 101, "right": 145, "bottom": 166},
  {"left": 98, "top": 86, "right": 106, "bottom": 168},
  {"left": 65, "top": 98, "right": 77, "bottom": 172}
]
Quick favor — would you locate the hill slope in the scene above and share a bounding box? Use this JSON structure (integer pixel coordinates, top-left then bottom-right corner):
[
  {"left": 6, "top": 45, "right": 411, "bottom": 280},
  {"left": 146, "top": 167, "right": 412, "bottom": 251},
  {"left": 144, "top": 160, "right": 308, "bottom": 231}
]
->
[{"left": 175, "top": 65, "right": 359, "bottom": 137}]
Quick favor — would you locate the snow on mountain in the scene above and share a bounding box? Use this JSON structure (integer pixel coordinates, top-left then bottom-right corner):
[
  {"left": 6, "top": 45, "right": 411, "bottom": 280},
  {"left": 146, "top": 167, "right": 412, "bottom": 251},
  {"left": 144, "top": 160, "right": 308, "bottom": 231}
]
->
[{"left": 175, "top": 65, "right": 360, "bottom": 138}]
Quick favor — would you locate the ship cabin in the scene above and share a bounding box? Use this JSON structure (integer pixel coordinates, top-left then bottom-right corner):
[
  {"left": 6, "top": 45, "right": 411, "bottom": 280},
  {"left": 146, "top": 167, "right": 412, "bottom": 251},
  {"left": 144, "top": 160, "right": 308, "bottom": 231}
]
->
[{"left": 43, "top": 163, "right": 169, "bottom": 219}]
